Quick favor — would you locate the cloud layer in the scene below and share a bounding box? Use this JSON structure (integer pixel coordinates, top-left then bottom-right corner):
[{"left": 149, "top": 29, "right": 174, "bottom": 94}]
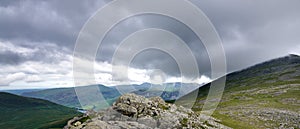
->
[{"left": 0, "top": 0, "right": 299, "bottom": 89}]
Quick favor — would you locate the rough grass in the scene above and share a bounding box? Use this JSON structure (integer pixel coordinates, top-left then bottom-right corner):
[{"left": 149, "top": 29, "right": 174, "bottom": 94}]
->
[{"left": 178, "top": 55, "right": 300, "bottom": 128}]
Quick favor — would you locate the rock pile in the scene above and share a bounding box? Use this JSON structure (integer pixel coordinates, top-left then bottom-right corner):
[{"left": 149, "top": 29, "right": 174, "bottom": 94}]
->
[{"left": 64, "top": 93, "right": 230, "bottom": 129}]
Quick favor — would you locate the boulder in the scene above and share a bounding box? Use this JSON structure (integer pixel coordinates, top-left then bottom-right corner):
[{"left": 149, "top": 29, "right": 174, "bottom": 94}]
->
[{"left": 65, "top": 93, "right": 231, "bottom": 129}]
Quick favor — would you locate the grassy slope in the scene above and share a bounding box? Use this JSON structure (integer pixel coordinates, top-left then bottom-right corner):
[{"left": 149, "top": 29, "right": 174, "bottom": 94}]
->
[
  {"left": 0, "top": 92, "right": 81, "bottom": 129},
  {"left": 178, "top": 54, "right": 300, "bottom": 128}
]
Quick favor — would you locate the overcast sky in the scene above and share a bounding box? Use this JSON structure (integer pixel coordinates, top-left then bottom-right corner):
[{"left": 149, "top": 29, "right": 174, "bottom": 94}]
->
[{"left": 0, "top": 0, "right": 299, "bottom": 90}]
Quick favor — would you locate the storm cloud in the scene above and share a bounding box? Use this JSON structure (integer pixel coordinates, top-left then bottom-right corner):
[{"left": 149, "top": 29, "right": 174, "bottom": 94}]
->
[{"left": 0, "top": 0, "right": 299, "bottom": 89}]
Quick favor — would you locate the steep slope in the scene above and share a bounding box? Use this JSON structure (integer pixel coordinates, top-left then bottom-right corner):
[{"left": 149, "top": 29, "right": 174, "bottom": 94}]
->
[
  {"left": 0, "top": 92, "right": 81, "bottom": 129},
  {"left": 178, "top": 54, "right": 300, "bottom": 128}
]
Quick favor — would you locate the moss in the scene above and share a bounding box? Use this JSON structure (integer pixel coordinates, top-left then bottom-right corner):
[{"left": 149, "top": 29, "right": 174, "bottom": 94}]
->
[
  {"left": 180, "top": 118, "right": 188, "bottom": 127},
  {"left": 78, "top": 116, "right": 91, "bottom": 123},
  {"left": 160, "top": 104, "right": 170, "bottom": 110}
]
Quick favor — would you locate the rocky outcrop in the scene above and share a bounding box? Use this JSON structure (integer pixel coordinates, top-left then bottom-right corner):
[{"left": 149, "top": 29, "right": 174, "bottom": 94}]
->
[{"left": 64, "top": 93, "right": 230, "bottom": 129}]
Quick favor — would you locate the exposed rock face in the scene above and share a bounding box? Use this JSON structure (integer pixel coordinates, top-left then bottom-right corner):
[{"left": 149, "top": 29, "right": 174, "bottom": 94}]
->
[{"left": 65, "top": 94, "right": 230, "bottom": 129}]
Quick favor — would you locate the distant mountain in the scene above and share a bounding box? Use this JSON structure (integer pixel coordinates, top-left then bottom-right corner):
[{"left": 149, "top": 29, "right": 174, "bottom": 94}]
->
[
  {"left": 178, "top": 54, "right": 300, "bottom": 128},
  {"left": 21, "top": 83, "right": 202, "bottom": 110},
  {"left": 1, "top": 88, "right": 45, "bottom": 95},
  {"left": 0, "top": 92, "right": 81, "bottom": 129},
  {"left": 132, "top": 82, "right": 201, "bottom": 100},
  {"left": 22, "top": 84, "right": 121, "bottom": 109}
]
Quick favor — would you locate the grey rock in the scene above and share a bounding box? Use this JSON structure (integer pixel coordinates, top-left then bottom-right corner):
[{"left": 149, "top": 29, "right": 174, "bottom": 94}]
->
[
  {"left": 137, "top": 116, "right": 157, "bottom": 128},
  {"left": 64, "top": 93, "right": 231, "bottom": 129}
]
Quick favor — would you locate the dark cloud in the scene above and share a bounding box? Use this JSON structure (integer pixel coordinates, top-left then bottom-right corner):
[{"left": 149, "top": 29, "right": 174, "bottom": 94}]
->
[
  {"left": 0, "top": 41, "right": 70, "bottom": 66},
  {"left": 0, "top": 0, "right": 299, "bottom": 87},
  {"left": 0, "top": 51, "right": 23, "bottom": 65},
  {"left": 97, "top": 14, "right": 211, "bottom": 77},
  {"left": 0, "top": 0, "right": 108, "bottom": 48},
  {"left": 192, "top": 0, "right": 300, "bottom": 71}
]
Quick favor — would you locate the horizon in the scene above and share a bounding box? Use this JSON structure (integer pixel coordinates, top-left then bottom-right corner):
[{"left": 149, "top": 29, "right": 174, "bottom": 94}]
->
[{"left": 1, "top": 53, "right": 298, "bottom": 90}]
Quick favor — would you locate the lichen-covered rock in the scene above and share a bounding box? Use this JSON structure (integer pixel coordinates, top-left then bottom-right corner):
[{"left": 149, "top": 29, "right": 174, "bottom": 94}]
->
[
  {"left": 64, "top": 93, "right": 231, "bottom": 129},
  {"left": 112, "top": 93, "right": 170, "bottom": 118}
]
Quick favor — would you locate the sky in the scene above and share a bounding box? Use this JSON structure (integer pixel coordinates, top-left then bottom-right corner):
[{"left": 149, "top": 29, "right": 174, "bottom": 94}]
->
[{"left": 0, "top": 0, "right": 300, "bottom": 90}]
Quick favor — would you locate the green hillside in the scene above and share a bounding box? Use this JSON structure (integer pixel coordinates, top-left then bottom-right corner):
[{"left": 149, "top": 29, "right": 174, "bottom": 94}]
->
[
  {"left": 178, "top": 54, "right": 300, "bottom": 128},
  {"left": 0, "top": 92, "right": 81, "bottom": 129}
]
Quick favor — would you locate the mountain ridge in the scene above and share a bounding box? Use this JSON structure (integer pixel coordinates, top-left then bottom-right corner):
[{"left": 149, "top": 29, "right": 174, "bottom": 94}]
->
[{"left": 20, "top": 82, "right": 203, "bottom": 110}]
